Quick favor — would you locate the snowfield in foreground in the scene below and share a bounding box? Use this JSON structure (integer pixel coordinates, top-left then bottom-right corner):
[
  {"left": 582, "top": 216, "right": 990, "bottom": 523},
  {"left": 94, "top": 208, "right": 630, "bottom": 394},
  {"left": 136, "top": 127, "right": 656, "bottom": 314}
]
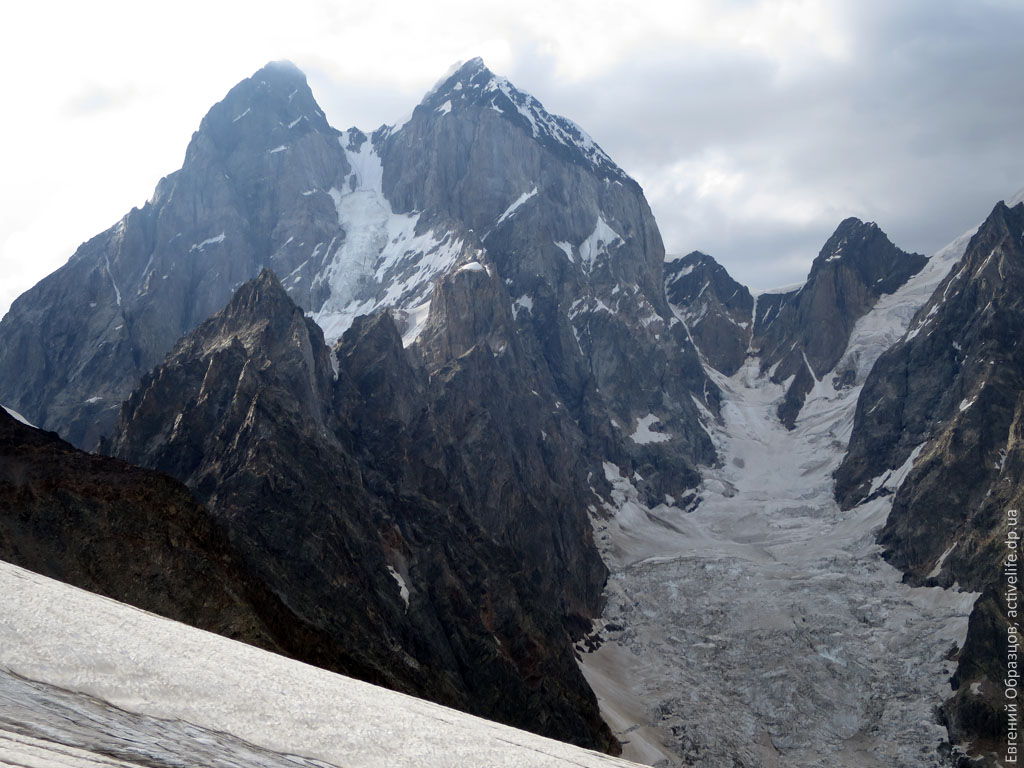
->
[{"left": 0, "top": 561, "right": 640, "bottom": 768}]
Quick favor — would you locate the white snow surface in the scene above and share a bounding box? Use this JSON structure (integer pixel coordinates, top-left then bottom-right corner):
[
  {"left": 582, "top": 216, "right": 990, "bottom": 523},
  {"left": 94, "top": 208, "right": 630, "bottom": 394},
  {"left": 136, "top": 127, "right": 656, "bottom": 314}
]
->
[
  {"left": 310, "top": 131, "right": 468, "bottom": 346},
  {"left": 494, "top": 187, "right": 537, "bottom": 227},
  {"left": 0, "top": 561, "right": 640, "bottom": 768},
  {"left": 582, "top": 230, "right": 982, "bottom": 766},
  {"left": 2, "top": 406, "right": 34, "bottom": 427},
  {"left": 628, "top": 414, "right": 671, "bottom": 445},
  {"left": 386, "top": 565, "right": 410, "bottom": 611},
  {"left": 189, "top": 232, "right": 226, "bottom": 253},
  {"left": 579, "top": 217, "right": 623, "bottom": 272},
  {"left": 455, "top": 260, "right": 486, "bottom": 274}
]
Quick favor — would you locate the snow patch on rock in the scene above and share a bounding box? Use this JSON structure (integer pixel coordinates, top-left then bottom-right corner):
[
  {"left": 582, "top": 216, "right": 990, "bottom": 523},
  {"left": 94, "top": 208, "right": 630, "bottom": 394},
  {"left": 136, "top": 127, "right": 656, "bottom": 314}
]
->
[
  {"left": 311, "top": 131, "right": 467, "bottom": 347},
  {"left": 2, "top": 405, "right": 35, "bottom": 428}
]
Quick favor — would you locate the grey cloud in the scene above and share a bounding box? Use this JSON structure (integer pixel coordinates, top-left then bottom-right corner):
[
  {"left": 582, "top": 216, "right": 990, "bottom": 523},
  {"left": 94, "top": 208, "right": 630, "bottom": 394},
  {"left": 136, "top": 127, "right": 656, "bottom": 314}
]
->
[{"left": 494, "top": 2, "right": 1024, "bottom": 290}]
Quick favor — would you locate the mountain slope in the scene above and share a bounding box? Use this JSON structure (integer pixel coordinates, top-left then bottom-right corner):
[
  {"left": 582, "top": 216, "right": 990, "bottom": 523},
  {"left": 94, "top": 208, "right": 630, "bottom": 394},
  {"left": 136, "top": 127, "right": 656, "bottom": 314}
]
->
[
  {"left": 751, "top": 218, "right": 927, "bottom": 426},
  {"left": 664, "top": 251, "right": 754, "bottom": 376},
  {"left": 376, "top": 57, "right": 716, "bottom": 498},
  {"left": 0, "top": 406, "right": 300, "bottom": 654},
  {"left": 106, "top": 269, "right": 615, "bottom": 751},
  {"left": 0, "top": 61, "right": 352, "bottom": 448},
  {"left": 664, "top": 219, "right": 926, "bottom": 428},
  {"left": 836, "top": 200, "right": 1024, "bottom": 754}
]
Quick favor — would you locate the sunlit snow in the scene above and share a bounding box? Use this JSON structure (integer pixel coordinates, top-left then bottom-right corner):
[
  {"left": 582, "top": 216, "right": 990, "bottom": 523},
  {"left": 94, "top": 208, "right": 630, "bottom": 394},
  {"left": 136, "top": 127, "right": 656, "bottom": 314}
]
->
[{"left": 2, "top": 405, "right": 34, "bottom": 427}]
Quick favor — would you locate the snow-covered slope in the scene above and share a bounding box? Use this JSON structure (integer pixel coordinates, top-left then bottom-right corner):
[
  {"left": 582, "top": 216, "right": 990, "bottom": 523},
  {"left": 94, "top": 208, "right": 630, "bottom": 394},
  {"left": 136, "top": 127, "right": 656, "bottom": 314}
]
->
[
  {"left": 0, "top": 560, "right": 639, "bottom": 768},
  {"left": 580, "top": 227, "right": 984, "bottom": 766},
  {"left": 308, "top": 129, "right": 470, "bottom": 346},
  {"left": 1, "top": 405, "right": 33, "bottom": 428}
]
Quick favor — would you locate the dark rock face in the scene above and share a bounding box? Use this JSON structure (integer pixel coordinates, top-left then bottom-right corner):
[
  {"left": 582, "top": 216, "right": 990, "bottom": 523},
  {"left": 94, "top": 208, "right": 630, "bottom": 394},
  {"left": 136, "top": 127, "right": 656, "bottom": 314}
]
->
[
  {"left": 836, "top": 201, "right": 1024, "bottom": 753},
  {"left": 107, "top": 270, "right": 616, "bottom": 753},
  {"left": 0, "top": 61, "right": 351, "bottom": 448},
  {"left": 0, "top": 58, "right": 717, "bottom": 515},
  {"left": 751, "top": 218, "right": 926, "bottom": 426},
  {"left": 664, "top": 251, "right": 753, "bottom": 376},
  {"left": 380, "top": 58, "right": 717, "bottom": 500},
  {"left": 0, "top": 407, "right": 283, "bottom": 651},
  {"left": 414, "top": 260, "right": 608, "bottom": 626},
  {"left": 0, "top": 56, "right": 728, "bottom": 754}
]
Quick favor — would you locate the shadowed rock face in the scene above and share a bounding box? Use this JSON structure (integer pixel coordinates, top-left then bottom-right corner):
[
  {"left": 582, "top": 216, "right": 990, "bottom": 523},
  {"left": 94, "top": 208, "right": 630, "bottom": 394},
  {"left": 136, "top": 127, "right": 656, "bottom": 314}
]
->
[
  {"left": 0, "top": 407, "right": 286, "bottom": 651},
  {"left": 0, "top": 61, "right": 352, "bottom": 449},
  {"left": 750, "top": 218, "right": 927, "bottom": 426},
  {"left": 836, "top": 201, "right": 1024, "bottom": 753},
  {"left": 665, "top": 251, "right": 754, "bottom": 376},
  {"left": 106, "top": 269, "right": 617, "bottom": 753}
]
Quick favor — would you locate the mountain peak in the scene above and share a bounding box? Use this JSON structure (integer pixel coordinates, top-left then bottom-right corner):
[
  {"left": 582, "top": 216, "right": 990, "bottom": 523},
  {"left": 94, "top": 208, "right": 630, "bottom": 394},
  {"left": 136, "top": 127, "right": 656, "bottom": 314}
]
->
[
  {"left": 228, "top": 268, "right": 293, "bottom": 318},
  {"left": 255, "top": 59, "right": 305, "bottom": 78},
  {"left": 448, "top": 56, "right": 488, "bottom": 79},
  {"left": 411, "top": 59, "right": 628, "bottom": 183},
  {"left": 184, "top": 62, "right": 335, "bottom": 165},
  {"left": 813, "top": 217, "right": 889, "bottom": 268}
]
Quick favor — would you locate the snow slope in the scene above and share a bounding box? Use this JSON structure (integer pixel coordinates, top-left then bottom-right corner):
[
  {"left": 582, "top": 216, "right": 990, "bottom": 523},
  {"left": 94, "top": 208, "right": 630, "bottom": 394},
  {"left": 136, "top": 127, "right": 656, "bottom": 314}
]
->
[
  {"left": 1, "top": 405, "right": 34, "bottom": 428},
  {"left": 310, "top": 131, "right": 468, "bottom": 347},
  {"left": 0, "top": 561, "right": 640, "bottom": 768},
  {"left": 581, "top": 234, "right": 980, "bottom": 767}
]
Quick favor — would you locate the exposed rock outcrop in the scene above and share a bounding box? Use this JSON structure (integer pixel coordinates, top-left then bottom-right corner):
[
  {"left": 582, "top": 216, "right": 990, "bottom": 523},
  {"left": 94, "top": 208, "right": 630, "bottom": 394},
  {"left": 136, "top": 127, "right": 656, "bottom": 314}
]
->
[
  {"left": 0, "top": 407, "right": 285, "bottom": 650},
  {"left": 836, "top": 200, "right": 1024, "bottom": 757},
  {"left": 664, "top": 251, "right": 754, "bottom": 376},
  {"left": 107, "top": 270, "right": 616, "bottom": 753},
  {"left": 379, "top": 58, "right": 717, "bottom": 499},
  {"left": 751, "top": 218, "right": 927, "bottom": 426},
  {"left": 0, "top": 61, "right": 351, "bottom": 448}
]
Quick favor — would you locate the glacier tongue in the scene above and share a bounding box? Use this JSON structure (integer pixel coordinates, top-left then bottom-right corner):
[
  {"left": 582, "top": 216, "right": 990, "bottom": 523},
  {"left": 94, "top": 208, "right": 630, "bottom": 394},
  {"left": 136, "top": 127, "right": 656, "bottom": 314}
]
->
[{"left": 583, "top": 350, "right": 976, "bottom": 764}]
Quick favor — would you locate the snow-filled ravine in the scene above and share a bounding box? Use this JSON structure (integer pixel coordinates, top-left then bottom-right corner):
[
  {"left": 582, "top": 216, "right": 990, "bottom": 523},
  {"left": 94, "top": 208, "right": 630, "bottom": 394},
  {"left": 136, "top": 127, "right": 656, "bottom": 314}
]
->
[
  {"left": 581, "top": 241, "right": 979, "bottom": 767},
  {"left": 0, "top": 561, "right": 640, "bottom": 768}
]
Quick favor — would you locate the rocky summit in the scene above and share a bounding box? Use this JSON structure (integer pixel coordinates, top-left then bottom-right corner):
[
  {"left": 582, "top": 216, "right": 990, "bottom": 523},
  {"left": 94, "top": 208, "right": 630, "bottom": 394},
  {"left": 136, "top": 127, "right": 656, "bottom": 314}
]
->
[{"left": 0, "top": 56, "right": 1020, "bottom": 765}]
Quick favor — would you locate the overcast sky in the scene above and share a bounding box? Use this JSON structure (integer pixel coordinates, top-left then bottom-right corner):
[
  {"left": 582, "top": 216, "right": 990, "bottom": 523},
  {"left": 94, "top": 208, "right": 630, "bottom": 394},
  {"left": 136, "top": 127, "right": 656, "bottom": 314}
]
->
[{"left": 2, "top": 0, "right": 1023, "bottom": 318}]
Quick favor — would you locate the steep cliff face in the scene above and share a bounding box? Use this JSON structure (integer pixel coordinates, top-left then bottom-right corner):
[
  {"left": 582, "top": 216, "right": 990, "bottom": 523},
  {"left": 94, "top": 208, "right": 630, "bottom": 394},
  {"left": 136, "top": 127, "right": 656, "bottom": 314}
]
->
[
  {"left": 836, "top": 200, "right": 1024, "bottom": 754},
  {"left": 664, "top": 251, "right": 754, "bottom": 376},
  {"left": 749, "top": 218, "right": 927, "bottom": 426},
  {"left": 107, "top": 270, "right": 616, "bottom": 752},
  {"left": 378, "top": 58, "right": 716, "bottom": 498},
  {"left": 0, "top": 62, "right": 351, "bottom": 448}
]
